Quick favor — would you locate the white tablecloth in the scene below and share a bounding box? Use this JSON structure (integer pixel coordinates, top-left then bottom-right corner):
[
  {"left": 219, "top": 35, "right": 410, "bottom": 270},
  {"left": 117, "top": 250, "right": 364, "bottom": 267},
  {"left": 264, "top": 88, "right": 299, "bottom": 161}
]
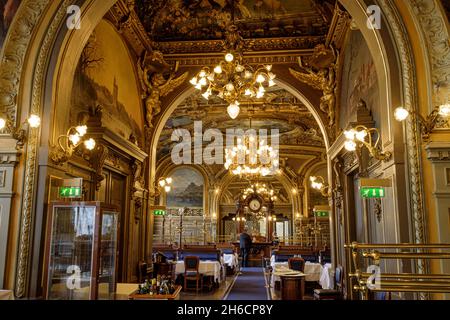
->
[
  {"left": 223, "top": 253, "right": 239, "bottom": 268},
  {"left": 319, "top": 263, "right": 334, "bottom": 289},
  {"left": 0, "top": 290, "right": 14, "bottom": 300},
  {"left": 175, "top": 261, "right": 222, "bottom": 283},
  {"left": 271, "top": 260, "right": 323, "bottom": 282}
]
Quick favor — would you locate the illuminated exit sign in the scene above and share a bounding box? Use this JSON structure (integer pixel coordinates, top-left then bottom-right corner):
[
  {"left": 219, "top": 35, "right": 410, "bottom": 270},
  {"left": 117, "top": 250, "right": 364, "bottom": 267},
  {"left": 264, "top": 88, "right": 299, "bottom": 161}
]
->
[
  {"left": 360, "top": 187, "right": 385, "bottom": 198},
  {"left": 59, "top": 187, "right": 82, "bottom": 198},
  {"left": 153, "top": 210, "right": 166, "bottom": 216},
  {"left": 314, "top": 211, "right": 329, "bottom": 217}
]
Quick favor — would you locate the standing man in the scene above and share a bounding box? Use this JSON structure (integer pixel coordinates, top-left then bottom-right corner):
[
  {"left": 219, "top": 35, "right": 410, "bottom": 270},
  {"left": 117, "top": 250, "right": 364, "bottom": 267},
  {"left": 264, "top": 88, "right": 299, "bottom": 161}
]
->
[{"left": 239, "top": 229, "right": 252, "bottom": 268}]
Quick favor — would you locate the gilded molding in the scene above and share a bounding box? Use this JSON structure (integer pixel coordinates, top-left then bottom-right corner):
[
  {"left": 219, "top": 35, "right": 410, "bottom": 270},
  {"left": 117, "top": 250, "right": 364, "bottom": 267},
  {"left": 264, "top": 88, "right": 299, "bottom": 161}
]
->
[
  {"left": 15, "top": 0, "right": 72, "bottom": 298},
  {"left": 409, "top": 0, "right": 450, "bottom": 87},
  {"left": 0, "top": 0, "right": 50, "bottom": 128},
  {"left": 378, "top": 1, "right": 429, "bottom": 280}
]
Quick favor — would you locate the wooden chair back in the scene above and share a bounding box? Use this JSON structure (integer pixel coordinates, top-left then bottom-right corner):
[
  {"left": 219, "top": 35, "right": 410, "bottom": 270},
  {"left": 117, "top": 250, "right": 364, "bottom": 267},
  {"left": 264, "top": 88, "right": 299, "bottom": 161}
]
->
[{"left": 288, "top": 257, "right": 305, "bottom": 272}]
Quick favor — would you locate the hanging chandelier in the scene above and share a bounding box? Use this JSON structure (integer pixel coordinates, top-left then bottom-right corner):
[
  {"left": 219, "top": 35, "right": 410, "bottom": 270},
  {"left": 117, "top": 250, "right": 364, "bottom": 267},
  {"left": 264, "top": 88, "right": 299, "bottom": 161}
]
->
[
  {"left": 242, "top": 182, "right": 277, "bottom": 202},
  {"left": 224, "top": 123, "right": 279, "bottom": 178},
  {"left": 189, "top": 24, "right": 276, "bottom": 119}
]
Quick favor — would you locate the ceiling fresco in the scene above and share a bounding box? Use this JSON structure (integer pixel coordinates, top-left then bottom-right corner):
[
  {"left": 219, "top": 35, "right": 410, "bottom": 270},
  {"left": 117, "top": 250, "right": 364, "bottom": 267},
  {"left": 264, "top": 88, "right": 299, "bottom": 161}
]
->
[
  {"left": 156, "top": 86, "right": 324, "bottom": 160},
  {"left": 135, "top": 0, "right": 335, "bottom": 42}
]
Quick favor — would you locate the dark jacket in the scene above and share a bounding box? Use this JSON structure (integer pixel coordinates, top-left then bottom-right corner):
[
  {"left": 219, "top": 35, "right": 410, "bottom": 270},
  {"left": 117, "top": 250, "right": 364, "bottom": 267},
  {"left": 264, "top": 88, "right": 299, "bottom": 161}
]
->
[{"left": 239, "top": 232, "right": 252, "bottom": 249}]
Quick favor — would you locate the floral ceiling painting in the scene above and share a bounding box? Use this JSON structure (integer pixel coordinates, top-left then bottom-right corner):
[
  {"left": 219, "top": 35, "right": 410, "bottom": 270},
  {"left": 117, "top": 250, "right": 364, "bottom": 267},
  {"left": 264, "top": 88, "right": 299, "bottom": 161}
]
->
[{"left": 136, "top": 0, "right": 334, "bottom": 41}]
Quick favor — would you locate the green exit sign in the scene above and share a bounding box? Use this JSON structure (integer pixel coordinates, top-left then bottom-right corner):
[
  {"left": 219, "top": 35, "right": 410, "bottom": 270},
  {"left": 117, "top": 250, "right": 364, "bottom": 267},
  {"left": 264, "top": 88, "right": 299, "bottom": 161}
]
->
[
  {"left": 314, "top": 211, "right": 329, "bottom": 217},
  {"left": 59, "top": 187, "right": 82, "bottom": 198},
  {"left": 153, "top": 210, "right": 166, "bottom": 216},
  {"left": 360, "top": 187, "right": 385, "bottom": 198}
]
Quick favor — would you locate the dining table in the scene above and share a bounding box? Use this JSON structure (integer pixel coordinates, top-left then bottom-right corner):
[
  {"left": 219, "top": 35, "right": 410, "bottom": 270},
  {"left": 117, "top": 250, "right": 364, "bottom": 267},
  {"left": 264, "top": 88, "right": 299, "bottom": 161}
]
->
[{"left": 175, "top": 260, "right": 222, "bottom": 283}]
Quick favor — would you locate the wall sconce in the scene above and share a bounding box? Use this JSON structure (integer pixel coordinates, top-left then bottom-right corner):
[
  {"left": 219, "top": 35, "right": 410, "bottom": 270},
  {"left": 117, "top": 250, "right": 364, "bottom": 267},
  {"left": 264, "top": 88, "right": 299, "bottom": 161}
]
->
[
  {"left": 50, "top": 124, "right": 96, "bottom": 164},
  {"left": 310, "top": 176, "right": 329, "bottom": 197},
  {"left": 344, "top": 125, "right": 392, "bottom": 161},
  {"left": 0, "top": 114, "right": 41, "bottom": 149},
  {"left": 394, "top": 103, "right": 450, "bottom": 139},
  {"left": 158, "top": 177, "right": 173, "bottom": 193}
]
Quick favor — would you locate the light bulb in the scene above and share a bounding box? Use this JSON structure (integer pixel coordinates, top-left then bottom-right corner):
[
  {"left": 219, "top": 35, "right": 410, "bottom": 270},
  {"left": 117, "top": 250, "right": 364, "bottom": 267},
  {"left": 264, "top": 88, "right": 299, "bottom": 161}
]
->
[
  {"left": 344, "top": 129, "right": 356, "bottom": 140},
  {"left": 190, "top": 77, "right": 198, "bottom": 85},
  {"left": 266, "top": 65, "right": 272, "bottom": 71},
  {"left": 345, "top": 140, "right": 357, "bottom": 151},
  {"left": 202, "top": 90, "right": 211, "bottom": 100},
  {"left": 164, "top": 185, "right": 171, "bottom": 192},
  {"left": 244, "top": 70, "right": 253, "bottom": 79},
  {"left": 439, "top": 103, "right": 450, "bottom": 117},
  {"left": 225, "top": 53, "right": 234, "bottom": 62},
  {"left": 0, "top": 118, "right": 6, "bottom": 130},
  {"left": 225, "top": 82, "right": 235, "bottom": 92},
  {"left": 159, "top": 179, "right": 166, "bottom": 187},
  {"left": 199, "top": 77, "right": 207, "bottom": 86},
  {"left": 235, "top": 65, "right": 244, "bottom": 72},
  {"left": 310, "top": 176, "right": 317, "bottom": 182},
  {"left": 199, "top": 70, "right": 206, "bottom": 77},
  {"left": 355, "top": 130, "right": 367, "bottom": 142},
  {"left": 84, "top": 138, "right": 96, "bottom": 150},
  {"left": 244, "top": 89, "right": 252, "bottom": 96},
  {"left": 214, "top": 65, "right": 222, "bottom": 74},
  {"left": 227, "top": 103, "right": 240, "bottom": 119},
  {"left": 292, "top": 188, "right": 297, "bottom": 194},
  {"left": 394, "top": 106, "right": 409, "bottom": 121},
  {"left": 69, "top": 134, "right": 80, "bottom": 145},
  {"left": 256, "top": 74, "right": 265, "bottom": 83},
  {"left": 27, "top": 114, "right": 41, "bottom": 128},
  {"left": 166, "top": 177, "right": 173, "bottom": 184},
  {"left": 76, "top": 125, "right": 87, "bottom": 137},
  {"left": 268, "top": 79, "right": 276, "bottom": 87}
]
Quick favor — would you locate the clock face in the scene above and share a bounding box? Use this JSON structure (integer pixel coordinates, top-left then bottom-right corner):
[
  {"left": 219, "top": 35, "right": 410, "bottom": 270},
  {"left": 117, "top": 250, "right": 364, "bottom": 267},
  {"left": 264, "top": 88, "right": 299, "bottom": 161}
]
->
[{"left": 249, "top": 199, "right": 261, "bottom": 212}]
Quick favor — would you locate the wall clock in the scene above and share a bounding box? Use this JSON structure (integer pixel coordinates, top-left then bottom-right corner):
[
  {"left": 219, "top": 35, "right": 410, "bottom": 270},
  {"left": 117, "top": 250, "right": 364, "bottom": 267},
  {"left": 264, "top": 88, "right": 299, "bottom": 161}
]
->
[{"left": 249, "top": 198, "right": 262, "bottom": 212}]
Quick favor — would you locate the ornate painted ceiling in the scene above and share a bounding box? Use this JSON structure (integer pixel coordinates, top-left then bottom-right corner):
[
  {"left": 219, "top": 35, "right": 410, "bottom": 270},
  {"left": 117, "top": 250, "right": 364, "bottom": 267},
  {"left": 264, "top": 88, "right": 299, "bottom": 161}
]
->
[
  {"left": 157, "top": 85, "right": 324, "bottom": 160},
  {"left": 134, "top": 0, "right": 336, "bottom": 52}
]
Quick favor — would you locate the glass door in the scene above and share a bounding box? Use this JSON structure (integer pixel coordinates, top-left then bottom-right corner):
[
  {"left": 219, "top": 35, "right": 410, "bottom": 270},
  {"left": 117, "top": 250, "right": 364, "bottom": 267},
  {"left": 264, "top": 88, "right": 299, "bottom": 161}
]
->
[
  {"left": 97, "top": 211, "right": 118, "bottom": 299},
  {"left": 47, "top": 205, "right": 96, "bottom": 300}
]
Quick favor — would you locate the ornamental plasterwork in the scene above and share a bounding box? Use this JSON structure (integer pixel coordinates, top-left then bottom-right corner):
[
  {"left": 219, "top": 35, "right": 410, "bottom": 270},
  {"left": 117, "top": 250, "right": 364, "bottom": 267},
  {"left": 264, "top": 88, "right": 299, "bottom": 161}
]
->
[{"left": 409, "top": 0, "right": 450, "bottom": 129}]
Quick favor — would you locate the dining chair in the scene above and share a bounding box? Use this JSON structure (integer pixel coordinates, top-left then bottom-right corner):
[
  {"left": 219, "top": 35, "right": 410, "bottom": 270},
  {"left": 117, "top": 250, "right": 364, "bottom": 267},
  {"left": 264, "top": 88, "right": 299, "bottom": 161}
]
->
[
  {"left": 288, "top": 257, "right": 305, "bottom": 272},
  {"left": 313, "top": 265, "right": 344, "bottom": 300},
  {"left": 183, "top": 256, "right": 203, "bottom": 293}
]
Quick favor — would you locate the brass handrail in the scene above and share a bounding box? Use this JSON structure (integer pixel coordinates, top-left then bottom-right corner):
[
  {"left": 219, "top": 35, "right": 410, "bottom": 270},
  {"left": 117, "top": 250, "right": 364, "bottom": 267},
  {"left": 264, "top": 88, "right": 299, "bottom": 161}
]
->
[
  {"left": 345, "top": 242, "right": 450, "bottom": 249},
  {"left": 362, "top": 287, "right": 450, "bottom": 293},
  {"left": 363, "top": 251, "right": 450, "bottom": 259},
  {"left": 356, "top": 273, "right": 450, "bottom": 280},
  {"left": 345, "top": 241, "right": 450, "bottom": 299}
]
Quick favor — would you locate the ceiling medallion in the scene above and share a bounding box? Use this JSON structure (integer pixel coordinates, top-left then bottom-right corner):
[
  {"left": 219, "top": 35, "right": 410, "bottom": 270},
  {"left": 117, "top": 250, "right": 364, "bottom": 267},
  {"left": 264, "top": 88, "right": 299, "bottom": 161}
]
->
[{"left": 190, "top": 24, "right": 276, "bottom": 119}]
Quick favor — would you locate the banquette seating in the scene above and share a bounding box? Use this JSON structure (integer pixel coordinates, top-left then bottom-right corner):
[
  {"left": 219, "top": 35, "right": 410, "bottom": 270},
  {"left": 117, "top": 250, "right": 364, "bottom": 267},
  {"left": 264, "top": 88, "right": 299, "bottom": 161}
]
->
[{"left": 272, "top": 247, "right": 318, "bottom": 263}]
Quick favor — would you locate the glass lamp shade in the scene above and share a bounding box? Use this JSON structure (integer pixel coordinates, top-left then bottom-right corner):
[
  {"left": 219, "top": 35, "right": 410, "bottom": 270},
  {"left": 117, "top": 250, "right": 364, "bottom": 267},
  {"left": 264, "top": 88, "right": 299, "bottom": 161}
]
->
[
  {"left": 227, "top": 103, "right": 240, "bottom": 119},
  {"left": 394, "top": 107, "right": 409, "bottom": 121}
]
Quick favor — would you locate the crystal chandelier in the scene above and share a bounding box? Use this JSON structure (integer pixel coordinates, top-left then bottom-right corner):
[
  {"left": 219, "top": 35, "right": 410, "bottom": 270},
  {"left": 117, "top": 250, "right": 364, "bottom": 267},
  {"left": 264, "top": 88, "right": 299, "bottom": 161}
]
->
[
  {"left": 190, "top": 25, "right": 276, "bottom": 119},
  {"left": 242, "top": 182, "right": 277, "bottom": 202},
  {"left": 224, "top": 129, "right": 279, "bottom": 178}
]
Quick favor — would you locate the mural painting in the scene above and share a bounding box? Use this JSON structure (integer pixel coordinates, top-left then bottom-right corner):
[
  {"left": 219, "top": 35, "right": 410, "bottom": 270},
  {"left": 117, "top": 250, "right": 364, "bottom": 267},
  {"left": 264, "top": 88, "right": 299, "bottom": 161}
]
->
[
  {"left": 166, "top": 167, "right": 204, "bottom": 208},
  {"left": 339, "top": 30, "right": 380, "bottom": 129},
  {"left": 69, "top": 20, "right": 144, "bottom": 146}
]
